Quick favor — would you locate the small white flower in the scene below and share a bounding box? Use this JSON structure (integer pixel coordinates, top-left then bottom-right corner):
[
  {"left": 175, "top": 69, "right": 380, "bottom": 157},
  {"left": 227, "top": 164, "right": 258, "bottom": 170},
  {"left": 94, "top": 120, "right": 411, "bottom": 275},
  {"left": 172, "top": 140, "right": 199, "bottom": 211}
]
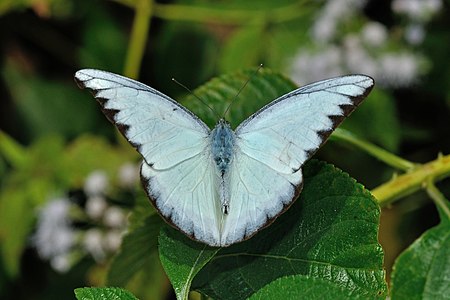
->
[
  {"left": 103, "top": 206, "right": 127, "bottom": 228},
  {"left": 378, "top": 52, "right": 419, "bottom": 87},
  {"left": 405, "top": 24, "right": 425, "bottom": 45},
  {"left": 290, "top": 46, "right": 344, "bottom": 85},
  {"left": 392, "top": 0, "right": 442, "bottom": 21},
  {"left": 83, "top": 228, "right": 105, "bottom": 262},
  {"left": 118, "top": 163, "right": 139, "bottom": 187},
  {"left": 85, "top": 196, "right": 108, "bottom": 220},
  {"left": 361, "top": 22, "right": 388, "bottom": 47},
  {"left": 312, "top": 16, "right": 337, "bottom": 43},
  {"left": 33, "top": 198, "right": 75, "bottom": 259},
  {"left": 50, "top": 254, "right": 71, "bottom": 273},
  {"left": 312, "top": 0, "right": 368, "bottom": 42},
  {"left": 84, "top": 170, "right": 109, "bottom": 196},
  {"left": 103, "top": 230, "right": 123, "bottom": 252}
]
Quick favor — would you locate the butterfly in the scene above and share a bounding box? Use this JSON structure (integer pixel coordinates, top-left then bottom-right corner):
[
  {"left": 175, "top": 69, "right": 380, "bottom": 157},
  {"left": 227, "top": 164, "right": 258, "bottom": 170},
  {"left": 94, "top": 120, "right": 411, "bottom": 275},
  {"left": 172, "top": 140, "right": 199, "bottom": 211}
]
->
[{"left": 75, "top": 69, "right": 374, "bottom": 247}]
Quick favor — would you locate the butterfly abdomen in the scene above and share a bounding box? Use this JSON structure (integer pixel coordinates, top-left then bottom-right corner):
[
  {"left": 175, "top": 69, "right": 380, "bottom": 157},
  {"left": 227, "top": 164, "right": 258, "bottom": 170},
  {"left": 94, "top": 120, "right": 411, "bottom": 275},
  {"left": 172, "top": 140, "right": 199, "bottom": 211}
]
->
[{"left": 211, "top": 119, "right": 235, "bottom": 215}]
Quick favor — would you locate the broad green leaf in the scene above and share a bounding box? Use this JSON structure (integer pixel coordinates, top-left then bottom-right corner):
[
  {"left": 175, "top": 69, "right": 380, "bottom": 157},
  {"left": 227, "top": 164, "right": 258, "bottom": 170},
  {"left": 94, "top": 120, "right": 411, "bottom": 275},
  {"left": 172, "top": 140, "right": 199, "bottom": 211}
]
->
[
  {"left": 248, "top": 275, "right": 374, "bottom": 300},
  {"left": 189, "top": 160, "right": 386, "bottom": 299},
  {"left": 182, "top": 68, "right": 297, "bottom": 128},
  {"left": 158, "top": 226, "right": 220, "bottom": 300},
  {"left": 74, "top": 287, "right": 138, "bottom": 300},
  {"left": 107, "top": 214, "right": 163, "bottom": 286},
  {"left": 390, "top": 222, "right": 450, "bottom": 300}
]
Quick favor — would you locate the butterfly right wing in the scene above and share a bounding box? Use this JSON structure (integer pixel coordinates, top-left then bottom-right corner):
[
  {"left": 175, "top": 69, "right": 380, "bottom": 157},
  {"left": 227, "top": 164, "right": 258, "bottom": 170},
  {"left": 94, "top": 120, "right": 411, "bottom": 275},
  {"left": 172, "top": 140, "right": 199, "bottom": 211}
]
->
[
  {"left": 75, "top": 69, "right": 223, "bottom": 245},
  {"left": 219, "top": 75, "right": 374, "bottom": 246}
]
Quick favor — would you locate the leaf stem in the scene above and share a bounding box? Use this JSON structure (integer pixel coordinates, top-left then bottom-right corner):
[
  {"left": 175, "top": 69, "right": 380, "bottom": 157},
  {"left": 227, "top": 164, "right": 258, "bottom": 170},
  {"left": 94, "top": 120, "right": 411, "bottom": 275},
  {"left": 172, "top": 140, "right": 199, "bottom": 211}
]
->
[
  {"left": 372, "top": 153, "right": 450, "bottom": 207},
  {"left": 332, "top": 128, "right": 416, "bottom": 171},
  {"left": 123, "top": 0, "right": 153, "bottom": 78},
  {"left": 425, "top": 178, "right": 450, "bottom": 221},
  {"left": 152, "top": 2, "right": 314, "bottom": 25}
]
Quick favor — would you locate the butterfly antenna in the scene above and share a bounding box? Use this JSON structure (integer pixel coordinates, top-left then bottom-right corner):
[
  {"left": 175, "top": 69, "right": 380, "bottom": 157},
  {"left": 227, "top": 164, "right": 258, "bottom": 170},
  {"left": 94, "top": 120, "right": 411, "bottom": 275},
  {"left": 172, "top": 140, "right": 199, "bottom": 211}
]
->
[
  {"left": 222, "top": 64, "right": 264, "bottom": 119},
  {"left": 172, "top": 78, "right": 221, "bottom": 119}
]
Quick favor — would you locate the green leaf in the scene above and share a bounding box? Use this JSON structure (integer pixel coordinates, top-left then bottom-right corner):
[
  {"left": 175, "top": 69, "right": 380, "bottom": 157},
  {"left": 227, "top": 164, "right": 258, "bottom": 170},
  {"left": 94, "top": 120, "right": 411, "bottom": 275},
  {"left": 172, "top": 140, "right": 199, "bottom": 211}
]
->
[
  {"left": 390, "top": 222, "right": 450, "bottom": 300},
  {"left": 248, "top": 275, "right": 376, "bottom": 300},
  {"left": 182, "top": 68, "right": 297, "bottom": 128},
  {"left": 74, "top": 287, "right": 139, "bottom": 300},
  {"left": 159, "top": 161, "right": 386, "bottom": 299},
  {"left": 158, "top": 226, "right": 220, "bottom": 300},
  {"left": 107, "top": 214, "right": 164, "bottom": 286}
]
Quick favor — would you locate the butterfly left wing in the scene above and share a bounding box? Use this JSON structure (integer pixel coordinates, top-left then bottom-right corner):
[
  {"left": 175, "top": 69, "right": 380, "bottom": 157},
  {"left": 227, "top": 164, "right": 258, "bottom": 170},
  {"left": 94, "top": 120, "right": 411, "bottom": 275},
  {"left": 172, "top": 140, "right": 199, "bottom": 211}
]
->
[
  {"left": 219, "top": 75, "right": 374, "bottom": 245},
  {"left": 75, "top": 69, "right": 224, "bottom": 245}
]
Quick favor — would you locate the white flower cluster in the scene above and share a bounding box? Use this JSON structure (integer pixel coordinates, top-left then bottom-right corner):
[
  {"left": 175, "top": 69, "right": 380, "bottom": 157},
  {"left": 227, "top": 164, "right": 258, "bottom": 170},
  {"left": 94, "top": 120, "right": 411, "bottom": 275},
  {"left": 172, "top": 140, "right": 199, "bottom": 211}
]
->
[
  {"left": 33, "top": 198, "right": 76, "bottom": 272},
  {"left": 33, "top": 163, "right": 139, "bottom": 272},
  {"left": 289, "top": 0, "right": 442, "bottom": 88}
]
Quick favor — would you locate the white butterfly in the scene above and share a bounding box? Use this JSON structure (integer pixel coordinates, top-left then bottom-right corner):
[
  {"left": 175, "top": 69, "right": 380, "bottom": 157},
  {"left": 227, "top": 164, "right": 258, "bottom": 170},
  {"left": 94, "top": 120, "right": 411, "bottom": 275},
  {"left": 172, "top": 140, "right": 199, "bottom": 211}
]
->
[{"left": 75, "top": 69, "right": 374, "bottom": 247}]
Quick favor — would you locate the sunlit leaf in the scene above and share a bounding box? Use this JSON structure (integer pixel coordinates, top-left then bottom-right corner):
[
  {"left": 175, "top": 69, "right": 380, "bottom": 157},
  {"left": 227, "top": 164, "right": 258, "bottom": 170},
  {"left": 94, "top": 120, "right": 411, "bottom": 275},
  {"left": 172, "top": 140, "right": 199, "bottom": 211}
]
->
[
  {"left": 390, "top": 221, "right": 450, "bottom": 299},
  {"left": 74, "top": 287, "right": 138, "bottom": 300}
]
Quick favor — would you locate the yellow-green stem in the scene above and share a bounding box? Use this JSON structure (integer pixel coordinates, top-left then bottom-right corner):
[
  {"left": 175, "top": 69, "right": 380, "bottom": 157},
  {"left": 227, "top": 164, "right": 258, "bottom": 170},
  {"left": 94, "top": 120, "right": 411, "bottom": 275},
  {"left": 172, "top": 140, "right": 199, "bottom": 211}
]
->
[
  {"left": 152, "top": 2, "right": 314, "bottom": 25},
  {"left": 332, "top": 128, "right": 416, "bottom": 171},
  {"left": 372, "top": 154, "right": 450, "bottom": 207},
  {"left": 124, "top": 0, "right": 153, "bottom": 78}
]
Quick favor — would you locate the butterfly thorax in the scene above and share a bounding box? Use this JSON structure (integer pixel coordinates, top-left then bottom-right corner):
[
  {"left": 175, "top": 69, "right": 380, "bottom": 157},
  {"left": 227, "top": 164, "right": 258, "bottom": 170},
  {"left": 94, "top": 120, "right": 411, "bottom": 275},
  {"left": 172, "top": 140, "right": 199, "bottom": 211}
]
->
[
  {"left": 211, "top": 119, "right": 235, "bottom": 215},
  {"left": 211, "top": 119, "right": 235, "bottom": 175}
]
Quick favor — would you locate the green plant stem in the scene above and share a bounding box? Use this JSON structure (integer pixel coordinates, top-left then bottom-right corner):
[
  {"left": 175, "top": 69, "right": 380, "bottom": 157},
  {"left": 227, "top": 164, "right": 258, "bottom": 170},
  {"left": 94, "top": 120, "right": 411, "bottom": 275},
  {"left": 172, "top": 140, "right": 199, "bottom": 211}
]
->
[
  {"left": 372, "top": 154, "right": 450, "bottom": 207},
  {"left": 152, "top": 2, "right": 314, "bottom": 25},
  {"left": 124, "top": 0, "right": 153, "bottom": 78},
  {"left": 332, "top": 128, "right": 416, "bottom": 171},
  {"left": 425, "top": 178, "right": 450, "bottom": 221}
]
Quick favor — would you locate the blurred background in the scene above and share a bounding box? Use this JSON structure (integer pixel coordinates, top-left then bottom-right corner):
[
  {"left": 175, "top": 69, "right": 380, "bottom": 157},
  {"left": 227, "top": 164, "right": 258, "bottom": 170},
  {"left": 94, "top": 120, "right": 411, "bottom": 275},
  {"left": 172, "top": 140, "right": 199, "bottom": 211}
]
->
[{"left": 0, "top": 0, "right": 449, "bottom": 299}]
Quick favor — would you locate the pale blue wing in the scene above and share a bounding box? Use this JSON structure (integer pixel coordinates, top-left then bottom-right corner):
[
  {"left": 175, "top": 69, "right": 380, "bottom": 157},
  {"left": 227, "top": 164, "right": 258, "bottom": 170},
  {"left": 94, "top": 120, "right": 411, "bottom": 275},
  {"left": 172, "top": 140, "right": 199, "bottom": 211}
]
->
[
  {"left": 220, "top": 75, "right": 374, "bottom": 245},
  {"left": 75, "top": 69, "right": 210, "bottom": 169},
  {"left": 75, "top": 69, "right": 224, "bottom": 245},
  {"left": 141, "top": 157, "right": 223, "bottom": 246}
]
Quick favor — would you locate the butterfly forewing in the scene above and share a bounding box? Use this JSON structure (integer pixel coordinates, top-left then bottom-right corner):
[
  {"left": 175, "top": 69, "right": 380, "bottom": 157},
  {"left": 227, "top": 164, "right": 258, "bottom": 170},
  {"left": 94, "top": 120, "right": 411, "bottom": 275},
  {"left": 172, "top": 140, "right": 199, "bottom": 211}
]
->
[
  {"left": 75, "top": 69, "right": 374, "bottom": 247},
  {"left": 75, "top": 69, "right": 210, "bottom": 169}
]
